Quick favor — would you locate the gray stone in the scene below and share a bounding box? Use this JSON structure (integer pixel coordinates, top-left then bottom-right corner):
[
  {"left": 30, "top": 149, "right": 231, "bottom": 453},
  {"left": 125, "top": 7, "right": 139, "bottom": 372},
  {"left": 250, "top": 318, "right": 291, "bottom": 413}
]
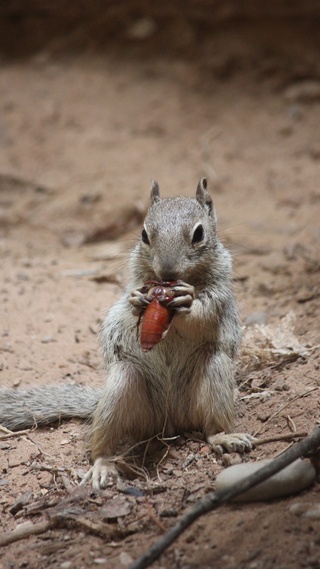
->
[
  {"left": 215, "top": 459, "right": 315, "bottom": 502},
  {"left": 289, "top": 502, "right": 320, "bottom": 519}
]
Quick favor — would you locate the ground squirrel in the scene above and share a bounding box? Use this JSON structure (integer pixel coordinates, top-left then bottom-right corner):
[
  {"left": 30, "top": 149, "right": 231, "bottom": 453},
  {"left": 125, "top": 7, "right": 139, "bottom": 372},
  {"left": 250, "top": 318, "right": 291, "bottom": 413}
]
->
[{"left": 0, "top": 178, "right": 253, "bottom": 489}]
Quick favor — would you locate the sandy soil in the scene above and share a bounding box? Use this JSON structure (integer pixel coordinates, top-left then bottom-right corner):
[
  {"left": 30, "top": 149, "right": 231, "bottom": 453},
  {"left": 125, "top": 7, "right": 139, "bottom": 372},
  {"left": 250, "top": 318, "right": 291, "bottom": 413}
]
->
[{"left": 1, "top": 28, "right": 320, "bottom": 569}]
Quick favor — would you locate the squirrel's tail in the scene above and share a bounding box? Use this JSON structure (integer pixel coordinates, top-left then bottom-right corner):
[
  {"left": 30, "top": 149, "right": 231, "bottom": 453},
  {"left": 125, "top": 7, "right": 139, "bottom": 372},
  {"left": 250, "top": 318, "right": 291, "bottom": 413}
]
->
[{"left": 0, "top": 385, "right": 102, "bottom": 431}]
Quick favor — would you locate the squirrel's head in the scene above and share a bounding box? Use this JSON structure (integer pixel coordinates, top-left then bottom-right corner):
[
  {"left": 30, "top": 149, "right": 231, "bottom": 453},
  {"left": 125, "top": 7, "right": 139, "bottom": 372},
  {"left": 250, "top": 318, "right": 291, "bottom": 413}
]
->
[{"left": 133, "top": 178, "right": 228, "bottom": 286}]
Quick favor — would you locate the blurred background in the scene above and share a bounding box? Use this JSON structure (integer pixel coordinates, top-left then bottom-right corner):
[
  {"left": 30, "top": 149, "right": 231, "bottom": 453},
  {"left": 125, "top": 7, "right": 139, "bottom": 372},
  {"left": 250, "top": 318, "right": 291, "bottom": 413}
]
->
[{"left": 0, "top": 0, "right": 320, "bottom": 247}]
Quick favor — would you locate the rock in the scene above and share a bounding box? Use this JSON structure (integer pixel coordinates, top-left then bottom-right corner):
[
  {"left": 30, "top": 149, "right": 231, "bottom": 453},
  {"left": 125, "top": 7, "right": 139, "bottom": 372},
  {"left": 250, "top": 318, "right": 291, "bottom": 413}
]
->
[
  {"left": 273, "top": 377, "right": 288, "bottom": 391},
  {"left": 284, "top": 81, "right": 320, "bottom": 103},
  {"left": 289, "top": 502, "right": 320, "bottom": 519},
  {"left": 121, "top": 486, "right": 144, "bottom": 497},
  {"left": 0, "top": 342, "right": 14, "bottom": 353},
  {"left": 99, "top": 497, "right": 131, "bottom": 520},
  {"left": 215, "top": 459, "right": 315, "bottom": 502},
  {"left": 199, "top": 445, "right": 211, "bottom": 455},
  {"left": 183, "top": 453, "right": 195, "bottom": 468},
  {"left": 221, "top": 453, "right": 242, "bottom": 468},
  {"left": 9, "top": 491, "right": 33, "bottom": 515},
  {"left": 41, "top": 335, "right": 55, "bottom": 343},
  {"left": 119, "top": 552, "right": 134, "bottom": 567}
]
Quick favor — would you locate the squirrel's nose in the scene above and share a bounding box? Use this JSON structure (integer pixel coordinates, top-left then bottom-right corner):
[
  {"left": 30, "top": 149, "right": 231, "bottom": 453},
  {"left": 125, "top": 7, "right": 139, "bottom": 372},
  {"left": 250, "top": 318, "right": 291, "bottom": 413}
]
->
[
  {"left": 154, "top": 255, "right": 180, "bottom": 282},
  {"left": 157, "top": 267, "right": 179, "bottom": 281}
]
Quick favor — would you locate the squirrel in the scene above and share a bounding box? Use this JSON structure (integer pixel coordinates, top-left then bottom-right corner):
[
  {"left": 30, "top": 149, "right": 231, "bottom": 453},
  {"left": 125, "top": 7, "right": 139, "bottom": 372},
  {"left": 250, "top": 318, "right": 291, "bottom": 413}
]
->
[{"left": 0, "top": 178, "right": 253, "bottom": 489}]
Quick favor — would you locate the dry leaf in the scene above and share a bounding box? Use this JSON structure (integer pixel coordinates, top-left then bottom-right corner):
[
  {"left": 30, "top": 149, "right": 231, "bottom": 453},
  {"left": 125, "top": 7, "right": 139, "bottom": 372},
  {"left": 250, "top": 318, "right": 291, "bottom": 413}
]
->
[{"left": 241, "top": 311, "right": 312, "bottom": 371}]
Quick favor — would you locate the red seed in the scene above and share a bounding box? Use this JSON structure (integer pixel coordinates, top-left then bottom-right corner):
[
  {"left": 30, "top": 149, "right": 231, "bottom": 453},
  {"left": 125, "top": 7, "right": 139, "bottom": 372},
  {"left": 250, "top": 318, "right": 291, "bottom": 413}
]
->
[{"left": 140, "top": 298, "right": 174, "bottom": 352}]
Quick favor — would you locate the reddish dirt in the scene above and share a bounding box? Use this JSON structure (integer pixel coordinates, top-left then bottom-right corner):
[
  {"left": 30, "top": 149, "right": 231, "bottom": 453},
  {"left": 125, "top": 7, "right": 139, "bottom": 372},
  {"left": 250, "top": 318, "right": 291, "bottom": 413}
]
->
[{"left": 1, "top": 26, "right": 320, "bottom": 569}]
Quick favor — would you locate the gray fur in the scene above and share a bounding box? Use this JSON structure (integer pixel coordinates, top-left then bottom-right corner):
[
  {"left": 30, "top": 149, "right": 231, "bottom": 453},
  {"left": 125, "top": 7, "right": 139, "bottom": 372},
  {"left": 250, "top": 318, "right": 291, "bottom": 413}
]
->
[
  {"left": 90, "top": 178, "right": 241, "bottom": 460},
  {"left": 0, "top": 179, "right": 245, "bottom": 486},
  {"left": 0, "top": 385, "right": 101, "bottom": 431},
  {"left": 150, "top": 179, "right": 160, "bottom": 204}
]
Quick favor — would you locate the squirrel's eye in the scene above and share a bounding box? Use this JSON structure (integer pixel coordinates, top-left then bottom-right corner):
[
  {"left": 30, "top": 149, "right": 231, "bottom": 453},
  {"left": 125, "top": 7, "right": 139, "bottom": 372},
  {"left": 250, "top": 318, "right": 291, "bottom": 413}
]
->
[
  {"left": 141, "top": 228, "right": 150, "bottom": 245},
  {"left": 192, "top": 224, "right": 204, "bottom": 244}
]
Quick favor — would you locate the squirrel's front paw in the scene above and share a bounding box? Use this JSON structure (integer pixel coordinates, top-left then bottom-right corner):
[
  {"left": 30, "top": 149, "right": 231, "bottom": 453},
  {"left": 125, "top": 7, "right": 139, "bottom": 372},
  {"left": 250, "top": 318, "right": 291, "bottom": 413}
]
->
[
  {"left": 167, "top": 281, "right": 195, "bottom": 314},
  {"left": 129, "top": 289, "right": 150, "bottom": 316}
]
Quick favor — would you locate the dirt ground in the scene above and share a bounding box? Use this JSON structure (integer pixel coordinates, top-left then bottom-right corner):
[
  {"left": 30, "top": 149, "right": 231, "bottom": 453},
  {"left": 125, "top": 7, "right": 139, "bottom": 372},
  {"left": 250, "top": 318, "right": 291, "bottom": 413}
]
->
[{"left": 1, "top": 19, "right": 320, "bottom": 569}]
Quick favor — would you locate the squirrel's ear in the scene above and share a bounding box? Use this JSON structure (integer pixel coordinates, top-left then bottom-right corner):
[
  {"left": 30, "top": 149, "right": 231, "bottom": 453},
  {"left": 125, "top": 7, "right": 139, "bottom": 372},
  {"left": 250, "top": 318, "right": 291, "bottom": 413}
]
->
[
  {"left": 150, "top": 180, "right": 161, "bottom": 205},
  {"left": 196, "top": 177, "right": 214, "bottom": 217}
]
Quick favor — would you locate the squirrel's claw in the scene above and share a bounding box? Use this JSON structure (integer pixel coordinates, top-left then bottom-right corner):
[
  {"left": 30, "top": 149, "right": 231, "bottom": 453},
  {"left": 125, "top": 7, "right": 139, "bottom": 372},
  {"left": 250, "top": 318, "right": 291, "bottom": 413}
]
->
[
  {"left": 207, "top": 432, "right": 256, "bottom": 454},
  {"left": 129, "top": 289, "right": 150, "bottom": 314},
  {"left": 167, "top": 294, "right": 194, "bottom": 313},
  {"left": 80, "top": 458, "right": 120, "bottom": 490},
  {"left": 171, "top": 282, "right": 195, "bottom": 297},
  {"left": 167, "top": 281, "right": 195, "bottom": 313}
]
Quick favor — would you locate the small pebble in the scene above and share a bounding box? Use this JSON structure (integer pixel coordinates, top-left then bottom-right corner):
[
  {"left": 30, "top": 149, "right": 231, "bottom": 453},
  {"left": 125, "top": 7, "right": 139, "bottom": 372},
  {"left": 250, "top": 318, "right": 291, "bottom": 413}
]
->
[
  {"left": 215, "top": 458, "right": 315, "bottom": 502},
  {"left": 122, "top": 486, "right": 144, "bottom": 497},
  {"left": 221, "top": 453, "right": 242, "bottom": 468},
  {"left": 199, "top": 445, "right": 210, "bottom": 455},
  {"left": 273, "top": 377, "right": 288, "bottom": 391},
  {"left": 289, "top": 502, "right": 320, "bottom": 519},
  {"left": 16, "top": 272, "right": 30, "bottom": 281},
  {"left": 0, "top": 343, "right": 14, "bottom": 353},
  {"left": 183, "top": 453, "right": 195, "bottom": 468},
  {"left": 41, "top": 335, "right": 55, "bottom": 343},
  {"left": 119, "top": 552, "right": 134, "bottom": 566},
  {"left": 9, "top": 491, "right": 33, "bottom": 514}
]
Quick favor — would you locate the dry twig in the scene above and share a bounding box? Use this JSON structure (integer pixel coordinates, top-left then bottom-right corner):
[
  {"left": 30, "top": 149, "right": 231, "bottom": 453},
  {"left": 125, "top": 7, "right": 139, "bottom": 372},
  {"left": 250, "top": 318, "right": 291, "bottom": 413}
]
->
[
  {"left": 0, "top": 510, "right": 128, "bottom": 547},
  {"left": 145, "top": 501, "right": 167, "bottom": 532},
  {"left": 253, "top": 431, "right": 307, "bottom": 446},
  {"left": 0, "top": 519, "right": 55, "bottom": 547},
  {"left": 0, "top": 425, "right": 31, "bottom": 439}
]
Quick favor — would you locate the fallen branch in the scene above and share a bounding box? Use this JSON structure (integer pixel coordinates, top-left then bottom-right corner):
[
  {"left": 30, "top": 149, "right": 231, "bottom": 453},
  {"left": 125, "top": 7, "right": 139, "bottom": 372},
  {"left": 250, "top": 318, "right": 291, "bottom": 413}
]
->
[
  {"left": 129, "top": 426, "right": 320, "bottom": 569},
  {"left": 0, "top": 519, "right": 55, "bottom": 547},
  {"left": 0, "top": 510, "right": 129, "bottom": 547}
]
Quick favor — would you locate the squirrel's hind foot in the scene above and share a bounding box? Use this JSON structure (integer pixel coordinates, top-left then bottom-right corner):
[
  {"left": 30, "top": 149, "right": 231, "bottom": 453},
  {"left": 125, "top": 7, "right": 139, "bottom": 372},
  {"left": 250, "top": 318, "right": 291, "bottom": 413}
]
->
[
  {"left": 208, "top": 432, "right": 256, "bottom": 454},
  {"left": 80, "top": 457, "right": 120, "bottom": 490}
]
